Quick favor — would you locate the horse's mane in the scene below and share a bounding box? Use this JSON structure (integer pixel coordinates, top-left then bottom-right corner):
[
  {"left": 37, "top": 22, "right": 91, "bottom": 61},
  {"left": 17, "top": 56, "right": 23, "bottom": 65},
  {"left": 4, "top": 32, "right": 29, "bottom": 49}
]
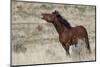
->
[{"left": 54, "top": 11, "right": 71, "bottom": 28}]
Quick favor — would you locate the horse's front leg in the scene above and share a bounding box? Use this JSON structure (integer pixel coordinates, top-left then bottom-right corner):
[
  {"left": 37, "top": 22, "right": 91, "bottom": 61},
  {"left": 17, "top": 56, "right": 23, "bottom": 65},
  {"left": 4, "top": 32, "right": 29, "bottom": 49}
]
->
[
  {"left": 61, "top": 43, "right": 70, "bottom": 56},
  {"left": 65, "top": 45, "right": 70, "bottom": 56}
]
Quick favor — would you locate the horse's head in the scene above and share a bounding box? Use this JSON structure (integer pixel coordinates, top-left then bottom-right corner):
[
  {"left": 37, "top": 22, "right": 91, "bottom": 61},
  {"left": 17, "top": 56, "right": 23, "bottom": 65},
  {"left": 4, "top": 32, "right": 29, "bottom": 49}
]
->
[
  {"left": 41, "top": 13, "right": 56, "bottom": 23},
  {"left": 41, "top": 10, "right": 59, "bottom": 23}
]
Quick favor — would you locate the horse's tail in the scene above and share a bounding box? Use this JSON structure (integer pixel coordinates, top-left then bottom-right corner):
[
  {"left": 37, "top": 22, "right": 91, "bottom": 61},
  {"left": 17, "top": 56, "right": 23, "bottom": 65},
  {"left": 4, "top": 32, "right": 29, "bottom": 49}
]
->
[{"left": 84, "top": 31, "right": 91, "bottom": 53}]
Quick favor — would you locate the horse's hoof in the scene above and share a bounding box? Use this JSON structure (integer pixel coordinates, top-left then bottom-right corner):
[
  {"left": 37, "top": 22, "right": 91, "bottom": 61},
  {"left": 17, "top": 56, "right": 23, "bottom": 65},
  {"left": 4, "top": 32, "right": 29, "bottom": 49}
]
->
[{"left": 66, "top": 53, "right": 70, "bottom": 57}]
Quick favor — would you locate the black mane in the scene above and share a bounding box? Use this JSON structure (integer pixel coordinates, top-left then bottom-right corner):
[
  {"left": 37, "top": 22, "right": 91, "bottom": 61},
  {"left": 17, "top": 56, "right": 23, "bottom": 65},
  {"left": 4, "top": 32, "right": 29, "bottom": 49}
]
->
[{"left": 56, "top": 13, "right": 71, "bottom": 28}]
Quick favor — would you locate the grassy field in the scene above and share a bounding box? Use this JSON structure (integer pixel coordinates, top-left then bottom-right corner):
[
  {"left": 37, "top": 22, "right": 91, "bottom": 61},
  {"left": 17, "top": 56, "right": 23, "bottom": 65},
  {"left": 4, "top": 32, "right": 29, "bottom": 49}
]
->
[{"left": 11, "top": 1, "right": 96, "bottom": 65}]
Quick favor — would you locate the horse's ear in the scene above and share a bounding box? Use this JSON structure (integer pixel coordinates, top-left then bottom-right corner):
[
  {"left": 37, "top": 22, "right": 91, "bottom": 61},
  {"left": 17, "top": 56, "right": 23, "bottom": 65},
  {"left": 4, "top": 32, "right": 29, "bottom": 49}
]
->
[
  {"left": 52, "top": 10, "right": 57, "bottom": 14},
  {"left": 54, "top": 10, "right": 57, "bottom": 13},
  {"left": 52, "top": 10, "right": 60, "bottom": 17}
]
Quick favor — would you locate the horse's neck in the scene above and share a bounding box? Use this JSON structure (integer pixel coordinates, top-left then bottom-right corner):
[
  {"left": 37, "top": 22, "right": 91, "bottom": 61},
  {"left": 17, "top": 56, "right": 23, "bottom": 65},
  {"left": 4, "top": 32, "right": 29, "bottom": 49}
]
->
[{"left": 53, "top": 18, "right": 67, "bottom": 35}]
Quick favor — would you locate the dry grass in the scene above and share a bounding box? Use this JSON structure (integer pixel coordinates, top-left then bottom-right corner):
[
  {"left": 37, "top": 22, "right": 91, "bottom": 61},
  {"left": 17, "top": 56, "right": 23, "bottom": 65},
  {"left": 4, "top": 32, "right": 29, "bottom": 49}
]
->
[{"left": 11, "top": 1, "right": 96, "bottom": 65}]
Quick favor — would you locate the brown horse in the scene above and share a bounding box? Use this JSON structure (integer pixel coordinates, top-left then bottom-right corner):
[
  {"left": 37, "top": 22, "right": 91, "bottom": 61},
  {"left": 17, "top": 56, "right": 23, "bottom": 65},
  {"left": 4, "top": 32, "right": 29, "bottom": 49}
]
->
[{"left": 41, "top": 10, "right": 91, "bottom": 55}]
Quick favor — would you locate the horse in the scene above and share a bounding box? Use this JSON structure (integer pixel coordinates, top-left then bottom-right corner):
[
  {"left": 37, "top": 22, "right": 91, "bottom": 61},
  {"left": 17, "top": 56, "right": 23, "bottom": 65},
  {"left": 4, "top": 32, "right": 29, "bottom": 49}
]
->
[{"left": 41, "top": 10, "right": 91, "bottom": 55}]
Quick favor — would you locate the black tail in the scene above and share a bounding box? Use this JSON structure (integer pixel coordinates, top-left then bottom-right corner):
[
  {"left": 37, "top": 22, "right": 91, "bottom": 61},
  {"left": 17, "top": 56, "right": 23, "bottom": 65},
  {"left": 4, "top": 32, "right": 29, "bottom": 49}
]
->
[{"left": 85, "top": 34, "right": 91, "bottom": 53}]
